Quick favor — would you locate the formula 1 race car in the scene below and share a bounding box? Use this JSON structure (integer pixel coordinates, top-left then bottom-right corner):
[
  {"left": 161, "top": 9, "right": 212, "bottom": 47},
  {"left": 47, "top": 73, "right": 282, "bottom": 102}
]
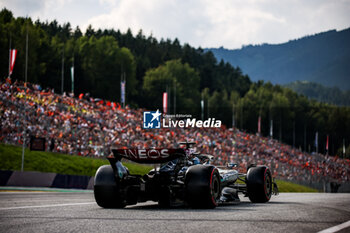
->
[{"left": 94, "top": 142, "right": 278, "bottom": 208}]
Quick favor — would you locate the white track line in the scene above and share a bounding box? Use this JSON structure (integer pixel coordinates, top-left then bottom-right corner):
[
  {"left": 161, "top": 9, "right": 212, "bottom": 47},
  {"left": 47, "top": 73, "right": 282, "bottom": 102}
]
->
[
  {"left": 0, "top": 202, "right": 96, "bottom": 210},
  {"left": 318, "top": 220, "right": 350, "bottom": 233}
]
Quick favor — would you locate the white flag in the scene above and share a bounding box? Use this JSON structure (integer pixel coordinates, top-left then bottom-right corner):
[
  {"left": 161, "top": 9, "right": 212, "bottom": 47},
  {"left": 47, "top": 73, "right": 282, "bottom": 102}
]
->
[
  {"left": 163, "top": 92, "right": 168, "bottom": 114},
  {"left": 270, "top": 120, "right": 273, "bottom": 137},
  {"left": 9, "top": 49, "right": 17, "bottom": 76},
  {"left": 71, "top": 66, "right": 74, "bottom": 94}
]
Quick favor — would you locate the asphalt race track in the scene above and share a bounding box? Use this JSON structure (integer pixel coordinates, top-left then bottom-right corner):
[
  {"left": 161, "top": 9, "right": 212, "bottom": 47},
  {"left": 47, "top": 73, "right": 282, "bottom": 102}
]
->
[{"left": 0, "top": 192, "right": 349, "bottom": 233}]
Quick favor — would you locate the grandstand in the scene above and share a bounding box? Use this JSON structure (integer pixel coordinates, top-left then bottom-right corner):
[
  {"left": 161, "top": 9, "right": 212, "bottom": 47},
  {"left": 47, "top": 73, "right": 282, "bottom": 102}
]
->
[{"left": 1, "top": 80, "right": 349, "bottom": 190}]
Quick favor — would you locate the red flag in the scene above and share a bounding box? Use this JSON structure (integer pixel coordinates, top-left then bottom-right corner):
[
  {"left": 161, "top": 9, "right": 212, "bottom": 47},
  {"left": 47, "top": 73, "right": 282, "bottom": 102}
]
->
[
  {"left": 258, "top": 116, "right": 261, "bottom": 134},
  {"left": 79, "top": 93, "right": 84, "bottom": 99},
  {"left": 163, "top": 92, "right": 168, "bottom": 114},
  {"left": 9, "top": 49, "right": 17, "bottom": 76},
  {"left": 326, "top": 135, "right": 329, "bottom": 151},
  {"left": 106, "top": 101, "right": 111, "bottom": 107}
]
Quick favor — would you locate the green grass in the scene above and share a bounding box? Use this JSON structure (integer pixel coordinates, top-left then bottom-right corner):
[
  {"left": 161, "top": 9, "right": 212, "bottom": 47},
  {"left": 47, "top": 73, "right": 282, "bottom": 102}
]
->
[
  {"left": 0, "top": 143, "right": 318, "bottom": 192},
  {"left": 0, "top": 143, "right": 152, "bottom": 176},
  {"left": 235, "top": 174, "right": 318, "bottom": 192},
  {"left": 236, "top": 177, "right": 318, "bottom": 192},
  {"left": 275, "top": 180, "right": 317, "bottom": 192}
]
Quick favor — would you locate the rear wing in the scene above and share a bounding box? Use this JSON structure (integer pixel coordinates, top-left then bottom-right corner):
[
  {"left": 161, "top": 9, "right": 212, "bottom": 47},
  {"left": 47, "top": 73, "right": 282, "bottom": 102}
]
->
[{"left": 110, "top": 148, "right": 186, "bottom": 164}]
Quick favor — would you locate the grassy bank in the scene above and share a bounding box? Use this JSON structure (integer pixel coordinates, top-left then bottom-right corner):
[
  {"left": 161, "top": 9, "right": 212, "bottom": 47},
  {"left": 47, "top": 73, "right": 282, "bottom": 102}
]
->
[
  {"left": 0, "top": 144, "right": 317, "bottom": 192},
  {"left": 275, "top": 180, "right": 317, "bottom": 192},
  {"left": 0, "top": 144, "right": 151, "bottom": 176}
]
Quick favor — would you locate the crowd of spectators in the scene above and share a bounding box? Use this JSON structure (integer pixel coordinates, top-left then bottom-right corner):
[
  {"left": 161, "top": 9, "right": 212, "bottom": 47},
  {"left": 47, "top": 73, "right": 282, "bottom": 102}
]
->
[{"left": 1, "top": 80, "right": 349, "bottom": 184}]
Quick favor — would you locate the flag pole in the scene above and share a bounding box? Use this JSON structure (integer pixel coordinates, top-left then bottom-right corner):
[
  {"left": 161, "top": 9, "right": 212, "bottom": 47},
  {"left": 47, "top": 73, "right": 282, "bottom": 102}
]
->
[
  {"left": 173, "top": 79, "right": 176, "bottom": 115},
  {"left": 270, "top": 119, "right": 273, "bottom": 138},
  {"left": 163, "top": 92, "right": 168, "bottom": 114},
  {"left": 201, "top": 92, "right": 204, "bottom": 121},
  {"left": 279, "top": 115, "right": 282, "bottom": 142},
  {"left": 21, "top": 17, "right": 29, "bottom": 172},
  {"left": 8, "top": 33, "right": 11, "bottom": 77},
  {"left": 240, "top": 100, "right": 243, "bottom": 129},
  {"left": 232, "top": 103, "right": 235, "bottom": 128},
  {"left": 61, "top": 45, "right": 64, "bottom": 94},
  {"left": 123, "top": 71, "right": 126, "bottom": 108},
  {"left": 315, "top": 131, "right": 318, "bottom": 154},
  {"left": 207, "top": 97, "right": 210, "bottom": 118},
  {"left": 120, "top": 64, "right": 126, "bottom": 108},
  {"left": 258, "top": 115, "right": 261, "bottom": 135},
  {"left": 293, "top": 121, "right": 295, "bottom": 148},
  {"left": 201, "top": 99, "right": 204, "bottom": 121},
  {"left": 71, "top": 56, "right": 74, "bottom": 95},
  {"left": 326, "top": 135, "right": 329, "bottom": 156},
  {"left": 25, "top": 22, "right": 28, "bottom": 83},
  {"left": 304, "top": 124, "right": 307, "bottom": 152}
]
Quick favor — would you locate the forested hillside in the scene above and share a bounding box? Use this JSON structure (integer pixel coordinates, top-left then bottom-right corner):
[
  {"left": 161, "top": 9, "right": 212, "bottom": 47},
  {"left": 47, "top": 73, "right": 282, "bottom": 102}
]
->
[
  {"left": 285, "top": 81, "right": 350, "bottom": 106},
  {"left": 208, "top": 28, "right": 350, "bottom": 90},
  {"left": 0, "top": 8, "right": 250, "bottom": 110},
  {"left": 1, "top": 8, "right": 349, "bottom": 156}
]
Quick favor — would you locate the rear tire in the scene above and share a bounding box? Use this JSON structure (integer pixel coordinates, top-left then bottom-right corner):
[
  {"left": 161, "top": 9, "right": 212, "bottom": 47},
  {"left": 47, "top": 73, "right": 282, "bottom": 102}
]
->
[
  {"left": 185, "top": 165, "right": 221, "bottom": 208},
  {"left": 94, "top": 165, "right": 126, "bottom": 208},
  {"left": 246, "top": 166, "right": 272, "bottom": 203}
]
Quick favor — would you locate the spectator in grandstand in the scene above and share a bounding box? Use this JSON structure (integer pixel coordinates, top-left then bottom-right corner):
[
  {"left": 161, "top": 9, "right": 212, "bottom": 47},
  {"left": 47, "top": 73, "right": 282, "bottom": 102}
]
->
[{"left": 0, "top": 80, "right": 349, "bottom": 184}]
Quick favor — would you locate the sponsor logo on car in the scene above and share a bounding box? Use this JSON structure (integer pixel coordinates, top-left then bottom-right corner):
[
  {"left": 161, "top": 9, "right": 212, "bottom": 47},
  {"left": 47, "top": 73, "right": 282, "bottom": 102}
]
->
[{"left": 112, "top": 148, "right": 186, "bottom": 163}]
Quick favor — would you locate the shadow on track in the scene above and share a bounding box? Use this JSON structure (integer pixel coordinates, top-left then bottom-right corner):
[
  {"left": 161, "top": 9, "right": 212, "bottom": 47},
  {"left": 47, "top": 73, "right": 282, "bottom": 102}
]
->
[
  {"left": 122, "top": 200, "right": 297, "bottom": 212},
  {"left": 0, "top": 215, "right": 342, "bottom": 225}
]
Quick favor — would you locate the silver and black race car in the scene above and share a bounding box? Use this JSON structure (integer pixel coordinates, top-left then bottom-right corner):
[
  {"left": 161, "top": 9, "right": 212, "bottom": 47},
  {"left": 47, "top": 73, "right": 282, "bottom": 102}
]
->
[{"left": 94, "top": 141, "right": 278, "bottom": 208}]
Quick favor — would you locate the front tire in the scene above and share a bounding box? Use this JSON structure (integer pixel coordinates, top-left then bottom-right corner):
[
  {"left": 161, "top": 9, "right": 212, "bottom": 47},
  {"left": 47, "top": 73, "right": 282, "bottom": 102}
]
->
[
  {"left": 246, "top": 166, "right": 272, "bottom": 203},
  {"left": 94, "top": 165, "right": 126, "bottom": 208},
  {"left": 185, "top": 165, "right": 221, "bottom": 208}
]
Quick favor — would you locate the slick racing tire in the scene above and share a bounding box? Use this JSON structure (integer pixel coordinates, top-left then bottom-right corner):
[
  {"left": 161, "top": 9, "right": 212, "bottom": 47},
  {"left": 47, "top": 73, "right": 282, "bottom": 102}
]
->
[
  {"left": 94, "top": 165, "right": 126, "bottom": 208},
  {"left": 246, "top": 166, "right": 272, "bottom": 203},
  {"left": 185, "top": 165, "right": 221, "bottom": 208}
]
